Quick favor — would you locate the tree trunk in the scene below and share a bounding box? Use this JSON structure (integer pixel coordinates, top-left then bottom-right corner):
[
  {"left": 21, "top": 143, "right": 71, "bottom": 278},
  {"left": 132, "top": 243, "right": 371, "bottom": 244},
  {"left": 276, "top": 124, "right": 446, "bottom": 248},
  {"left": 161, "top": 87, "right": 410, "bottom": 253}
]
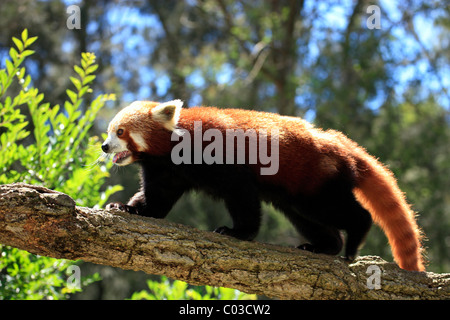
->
[{"left": 0, "top": 183, "right": 448, "bottom": 300}]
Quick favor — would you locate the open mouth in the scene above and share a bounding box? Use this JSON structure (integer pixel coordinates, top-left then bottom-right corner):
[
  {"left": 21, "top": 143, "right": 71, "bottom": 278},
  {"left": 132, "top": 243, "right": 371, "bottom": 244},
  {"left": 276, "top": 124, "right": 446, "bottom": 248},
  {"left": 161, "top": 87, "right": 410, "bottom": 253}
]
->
[{"left": 112, "top": 151, "right": 132, "bottom": 164}]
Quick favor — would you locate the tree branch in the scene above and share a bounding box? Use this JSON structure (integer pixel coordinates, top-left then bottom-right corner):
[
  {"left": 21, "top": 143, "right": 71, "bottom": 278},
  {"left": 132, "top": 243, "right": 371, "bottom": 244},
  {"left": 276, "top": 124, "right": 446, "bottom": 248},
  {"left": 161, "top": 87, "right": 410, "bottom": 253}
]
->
[{"left": 0, "top": 183, "right": 448, "bottom": 300}]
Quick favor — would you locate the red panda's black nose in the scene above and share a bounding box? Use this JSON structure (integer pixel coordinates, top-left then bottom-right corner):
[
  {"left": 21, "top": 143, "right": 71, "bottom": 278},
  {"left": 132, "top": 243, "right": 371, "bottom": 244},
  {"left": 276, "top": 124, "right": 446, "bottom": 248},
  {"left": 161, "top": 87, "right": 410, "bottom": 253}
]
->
[{"left": 102, "top": 143, "right": 109, "bottom": 153}]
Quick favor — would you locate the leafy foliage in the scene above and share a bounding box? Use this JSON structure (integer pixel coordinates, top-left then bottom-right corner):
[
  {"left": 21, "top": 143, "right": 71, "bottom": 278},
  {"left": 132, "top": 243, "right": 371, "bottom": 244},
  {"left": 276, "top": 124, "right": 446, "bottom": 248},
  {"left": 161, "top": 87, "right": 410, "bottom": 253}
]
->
[
  {"left": 129, "top": 276, "right": 256, "bottom": 300},
  {"left": 0, "top": 246, "right": 100, "bottom": 299},
  {"left": 0, "top": 31, "right": 119, "bottom": 207},
  {"left": 0, "top": 30, "right": 117, "bottom": 299}
]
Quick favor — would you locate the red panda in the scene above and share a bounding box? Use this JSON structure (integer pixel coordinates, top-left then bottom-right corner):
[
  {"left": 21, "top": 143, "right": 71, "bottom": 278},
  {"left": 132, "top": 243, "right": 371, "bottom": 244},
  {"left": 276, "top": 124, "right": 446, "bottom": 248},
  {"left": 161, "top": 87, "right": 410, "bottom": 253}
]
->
[{"left": 102, "top": 99, "right": 426, "bottom": 272}]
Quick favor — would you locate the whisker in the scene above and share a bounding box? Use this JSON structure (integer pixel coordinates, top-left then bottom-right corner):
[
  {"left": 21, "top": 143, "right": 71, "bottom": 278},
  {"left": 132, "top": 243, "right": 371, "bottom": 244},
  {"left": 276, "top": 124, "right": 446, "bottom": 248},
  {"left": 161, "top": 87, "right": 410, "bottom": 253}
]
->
[{"left": 83, "top": 151, "right": 111, "bottom": 170}]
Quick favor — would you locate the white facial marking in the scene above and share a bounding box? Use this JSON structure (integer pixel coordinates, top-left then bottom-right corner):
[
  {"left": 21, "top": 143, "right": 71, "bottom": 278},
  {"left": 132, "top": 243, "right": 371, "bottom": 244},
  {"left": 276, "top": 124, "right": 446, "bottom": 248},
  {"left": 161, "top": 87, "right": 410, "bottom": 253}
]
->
[
  {"left": 130, "top": 132, "right": 148, "bottom": 151},
  {"left": 104, "top": 131, "right": 128, "bottom": 153}
]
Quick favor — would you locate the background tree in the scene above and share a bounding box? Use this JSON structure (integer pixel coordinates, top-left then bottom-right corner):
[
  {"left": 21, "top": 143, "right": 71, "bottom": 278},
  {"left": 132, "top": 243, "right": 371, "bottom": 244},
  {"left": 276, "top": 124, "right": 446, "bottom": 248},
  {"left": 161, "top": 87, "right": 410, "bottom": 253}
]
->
[{"left": 1, "top": 0, "right": 449, "bottom": 299}]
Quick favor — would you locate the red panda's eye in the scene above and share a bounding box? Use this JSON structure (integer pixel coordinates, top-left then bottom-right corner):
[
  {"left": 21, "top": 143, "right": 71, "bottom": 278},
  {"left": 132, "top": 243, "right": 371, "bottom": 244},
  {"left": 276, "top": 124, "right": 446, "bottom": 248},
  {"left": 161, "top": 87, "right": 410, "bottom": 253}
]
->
[{"left": 117, "top": 129, "right": 124, "bottom": 136}]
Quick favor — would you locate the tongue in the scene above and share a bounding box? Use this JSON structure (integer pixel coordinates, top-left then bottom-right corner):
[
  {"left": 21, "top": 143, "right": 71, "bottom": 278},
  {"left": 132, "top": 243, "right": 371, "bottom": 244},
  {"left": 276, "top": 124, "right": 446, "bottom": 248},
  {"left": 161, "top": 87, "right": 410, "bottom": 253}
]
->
[{"left": 113, "top": 151, "right": 130, "bottom": 163}]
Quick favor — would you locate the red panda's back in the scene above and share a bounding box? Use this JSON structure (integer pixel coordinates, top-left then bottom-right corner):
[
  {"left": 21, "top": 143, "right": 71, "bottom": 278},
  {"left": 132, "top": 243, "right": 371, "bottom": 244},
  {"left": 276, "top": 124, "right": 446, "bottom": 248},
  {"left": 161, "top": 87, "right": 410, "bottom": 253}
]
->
[{"left": 177, "top": 107, "right": 354, "bottom": 195}]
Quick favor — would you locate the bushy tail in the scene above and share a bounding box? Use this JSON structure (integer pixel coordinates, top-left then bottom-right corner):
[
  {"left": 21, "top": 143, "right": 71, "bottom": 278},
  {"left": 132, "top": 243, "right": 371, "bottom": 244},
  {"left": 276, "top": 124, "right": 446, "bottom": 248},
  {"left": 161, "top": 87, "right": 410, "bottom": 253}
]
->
[{"left": 353, "top": 154, "right": 426, "bottom": 271}]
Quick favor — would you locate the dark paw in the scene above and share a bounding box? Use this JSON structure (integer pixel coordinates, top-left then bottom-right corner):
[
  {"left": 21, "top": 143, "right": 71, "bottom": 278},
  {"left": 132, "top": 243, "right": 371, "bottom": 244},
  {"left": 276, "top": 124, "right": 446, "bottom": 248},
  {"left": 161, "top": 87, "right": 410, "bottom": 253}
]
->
[
  {"left": 297, "top": 243, "right": 316, "bottom": 253},
  {"left": 106, "top": 202, "right": 127, "bottom": 211},
  {"left": 214, "top": 226, "right": 233, "bottom": 236},
  {"left": 344, "top": 254, "right": 356, "bottom": 262}
]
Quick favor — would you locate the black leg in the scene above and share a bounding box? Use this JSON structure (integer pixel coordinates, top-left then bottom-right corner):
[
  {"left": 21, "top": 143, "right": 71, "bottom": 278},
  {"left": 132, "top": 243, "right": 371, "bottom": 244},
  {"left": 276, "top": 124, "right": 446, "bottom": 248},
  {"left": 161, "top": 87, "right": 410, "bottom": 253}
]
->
[
  {"left": 278, "top": 177, "right": 372, "bottom": 259},
  {"left": 215, "top": 188, "right": 261, "bottom": 241},
  {"left": 282, "top": 206, "right": 344, "bottom": 255},
  {"left": 300, "top": 184, "right": 372, "bottom": 261},
  {"left": 312, "top": 184, "right": 373, "bottom": 261},
  {"left": 138, "top": 181, "right": 186, "bottom": 218},
  {"left": 341, "top": 200, "right": 372, "bottom": 260}
]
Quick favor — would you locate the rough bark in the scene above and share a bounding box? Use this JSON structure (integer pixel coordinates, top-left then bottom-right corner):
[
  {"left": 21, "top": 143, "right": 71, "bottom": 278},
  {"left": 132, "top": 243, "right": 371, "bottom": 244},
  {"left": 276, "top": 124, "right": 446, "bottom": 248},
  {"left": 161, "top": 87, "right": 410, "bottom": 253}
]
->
[{"left": 0, "top": 183, "right": 448, "bottom": 300}]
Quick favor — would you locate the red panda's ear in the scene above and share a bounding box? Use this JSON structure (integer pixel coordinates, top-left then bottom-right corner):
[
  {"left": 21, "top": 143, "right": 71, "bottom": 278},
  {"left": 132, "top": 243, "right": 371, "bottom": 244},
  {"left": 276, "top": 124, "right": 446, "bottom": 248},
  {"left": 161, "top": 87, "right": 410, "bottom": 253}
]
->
[{"left": 151, "top": 99, "right": 183, "bottom": 131}]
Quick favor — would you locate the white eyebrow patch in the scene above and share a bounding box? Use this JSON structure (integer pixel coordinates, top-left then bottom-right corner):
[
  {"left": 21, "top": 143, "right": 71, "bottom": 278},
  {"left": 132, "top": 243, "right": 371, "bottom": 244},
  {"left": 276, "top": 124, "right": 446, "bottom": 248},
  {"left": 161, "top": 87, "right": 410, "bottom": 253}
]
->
[{"left": 130, "top": 132, "right": 148, "bottom": 151}]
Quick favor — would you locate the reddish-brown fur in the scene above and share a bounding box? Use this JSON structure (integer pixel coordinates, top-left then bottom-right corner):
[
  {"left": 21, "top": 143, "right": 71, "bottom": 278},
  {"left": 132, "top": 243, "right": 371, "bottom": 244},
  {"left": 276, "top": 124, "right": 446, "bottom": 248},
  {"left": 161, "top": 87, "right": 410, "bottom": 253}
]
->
[{"left": 109, "top": 101, "right": 426, "bottom": 271}]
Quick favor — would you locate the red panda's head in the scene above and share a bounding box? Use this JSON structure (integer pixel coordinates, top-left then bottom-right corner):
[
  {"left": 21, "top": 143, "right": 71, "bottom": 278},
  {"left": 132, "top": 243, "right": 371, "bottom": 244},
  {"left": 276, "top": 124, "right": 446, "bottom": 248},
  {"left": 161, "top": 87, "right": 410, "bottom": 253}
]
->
[{"left": 102, "top": 99, "right": 183, "bottom": 166}]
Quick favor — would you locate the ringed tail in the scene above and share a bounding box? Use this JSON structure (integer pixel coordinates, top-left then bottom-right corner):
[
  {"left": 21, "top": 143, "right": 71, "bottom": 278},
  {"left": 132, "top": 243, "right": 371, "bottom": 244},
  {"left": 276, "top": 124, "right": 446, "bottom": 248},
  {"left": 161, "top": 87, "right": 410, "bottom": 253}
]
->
[{"left": 353, "top": 154, "right": 426, "bottom": 272}]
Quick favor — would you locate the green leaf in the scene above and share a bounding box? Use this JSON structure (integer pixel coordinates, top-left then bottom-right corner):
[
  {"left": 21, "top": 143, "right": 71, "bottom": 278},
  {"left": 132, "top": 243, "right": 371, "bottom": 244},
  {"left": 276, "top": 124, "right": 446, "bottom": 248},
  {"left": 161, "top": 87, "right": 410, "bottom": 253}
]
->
[
  {"left": 85, "top": 64, "right": 98, "bottom": 75},
  {"left": 5, "top": 59, "right": 14, "bottom": 76},
  {"left": 82, "top": 75, "right": 96, "bottom": 85},
  {"left": 24, "top": 36, "right": 38, "bottom": 47},
  {"left": 18, "top": 67, "right": 25, "bottom": 80},
  {"left": 81, "top": 57, "right": 87, "bottom": 70},
  {"left": 9, "top": 47, "right": 18, "bottom": 62},
  {"left": 21, "top": 29, "right": 28, "bottom": 43},
  {"left": 66, "top": 89, "right": 78, "bottom": 104},
  {"left": 70, "top": 76, "right": 82, "bottom": 91},
  {"left": 74, "top": 65, "right": 85, "bottom": 78},
  {"left": 23, "top": 75, "right": 31, "bottom": 89},
  {"left": 0, "top": 70, "right": 7, "bottom": 87},
  {"left": 3, "top": 96, "right": 11, "bottom": 109},
  {"left": 64, "top": 101, "right": 74, "bottom": 117},
  {"left": 35, "top": 92, "right": 45, "bottom": 105},
  {"left": 78, "top": 86, "right": 89, "bottom": 98},
  {"left": 12, "top": 37, "right": 23, "bottom": 52},
  {"left": 20, "top": 50, "right": 35, "bottom": 58}
]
